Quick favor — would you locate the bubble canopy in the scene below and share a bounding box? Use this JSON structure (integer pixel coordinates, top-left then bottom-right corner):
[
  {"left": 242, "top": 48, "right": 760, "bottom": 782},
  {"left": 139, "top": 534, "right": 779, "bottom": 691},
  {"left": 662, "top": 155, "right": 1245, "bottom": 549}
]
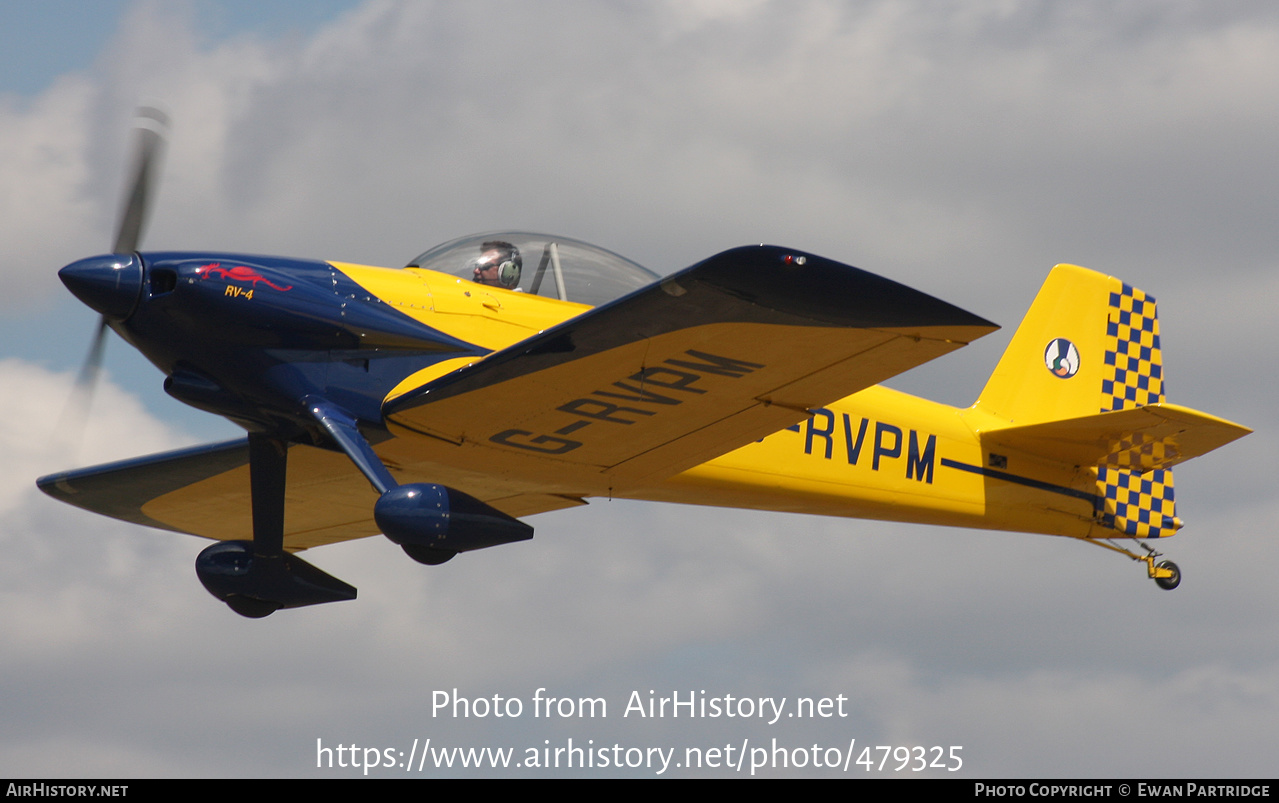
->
[{"left": 406, "top": 232, "right": 659, "bottom": 308}]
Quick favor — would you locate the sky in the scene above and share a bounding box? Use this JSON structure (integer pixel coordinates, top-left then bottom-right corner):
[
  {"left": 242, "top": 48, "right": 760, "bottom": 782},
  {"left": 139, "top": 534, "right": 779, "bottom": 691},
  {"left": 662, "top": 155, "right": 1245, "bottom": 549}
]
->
[{"left": 1, "top": 0, "right": 1276, "bottom": 778}]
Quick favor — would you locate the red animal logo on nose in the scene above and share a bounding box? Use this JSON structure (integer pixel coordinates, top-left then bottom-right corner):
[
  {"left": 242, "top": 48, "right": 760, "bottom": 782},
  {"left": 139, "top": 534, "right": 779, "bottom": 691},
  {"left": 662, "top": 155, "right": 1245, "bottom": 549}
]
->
[{"left": 195, "top": 263, "right": 293, "bottom": 292}]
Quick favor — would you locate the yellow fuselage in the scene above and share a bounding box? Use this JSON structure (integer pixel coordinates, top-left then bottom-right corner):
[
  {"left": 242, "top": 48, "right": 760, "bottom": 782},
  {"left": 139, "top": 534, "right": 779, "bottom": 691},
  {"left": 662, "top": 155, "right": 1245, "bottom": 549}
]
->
[{"left": 334, "top": 261, "right": 1099, "bottom": 541}]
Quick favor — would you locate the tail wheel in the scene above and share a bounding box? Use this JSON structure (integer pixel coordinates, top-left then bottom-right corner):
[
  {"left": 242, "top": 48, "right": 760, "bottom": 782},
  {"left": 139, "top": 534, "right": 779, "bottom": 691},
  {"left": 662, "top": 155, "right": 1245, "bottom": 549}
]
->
[{"left": 1154, "top": 560, "right": 1181, "bottom": 591}]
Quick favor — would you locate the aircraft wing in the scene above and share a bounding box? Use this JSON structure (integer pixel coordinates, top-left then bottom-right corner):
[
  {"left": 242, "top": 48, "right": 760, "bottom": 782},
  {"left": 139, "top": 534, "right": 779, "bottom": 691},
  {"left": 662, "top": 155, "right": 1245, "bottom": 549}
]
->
[
  {"left": 383, "top": 245, "right": 997, "bottom": 491},
  {"left": 37, "top": 439, "right": 586, "bottom": 550}
]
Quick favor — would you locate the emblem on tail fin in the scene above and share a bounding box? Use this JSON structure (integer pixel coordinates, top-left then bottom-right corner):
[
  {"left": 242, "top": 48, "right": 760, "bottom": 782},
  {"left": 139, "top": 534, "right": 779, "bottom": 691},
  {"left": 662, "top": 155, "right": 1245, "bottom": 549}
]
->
[{"left": 1044, "top": 338, "right": 1080, "bottom": 378}]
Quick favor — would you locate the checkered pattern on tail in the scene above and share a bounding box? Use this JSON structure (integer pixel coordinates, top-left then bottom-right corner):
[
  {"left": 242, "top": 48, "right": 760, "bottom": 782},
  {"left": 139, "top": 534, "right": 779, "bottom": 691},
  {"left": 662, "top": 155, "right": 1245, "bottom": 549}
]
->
[
  {"left": 1095, "top": 466, "right": 1178, "bottom": 538},
  {"left": 1101, "top": 283, "right": 1164, "bottom": 411},
  {"left": 1094, "top": 281, "right": 1178, "bottom": 537},
  {"left": 1103, "top": 431, "right": 1173, "bottom": 472}
]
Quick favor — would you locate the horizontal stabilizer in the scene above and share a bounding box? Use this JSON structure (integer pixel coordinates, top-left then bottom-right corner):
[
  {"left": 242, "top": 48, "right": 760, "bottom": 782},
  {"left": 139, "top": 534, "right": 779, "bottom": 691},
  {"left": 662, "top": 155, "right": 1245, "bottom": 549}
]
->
[{"left": 985, "top": 402, "right": 1252, "bottom": 471}]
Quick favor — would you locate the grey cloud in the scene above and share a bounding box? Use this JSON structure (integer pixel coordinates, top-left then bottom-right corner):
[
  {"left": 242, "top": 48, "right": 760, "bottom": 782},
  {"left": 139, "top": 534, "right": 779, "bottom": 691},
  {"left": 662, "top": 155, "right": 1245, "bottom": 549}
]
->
[{"left": 1, "top": 0, "right": 1275, "bottom": 777}]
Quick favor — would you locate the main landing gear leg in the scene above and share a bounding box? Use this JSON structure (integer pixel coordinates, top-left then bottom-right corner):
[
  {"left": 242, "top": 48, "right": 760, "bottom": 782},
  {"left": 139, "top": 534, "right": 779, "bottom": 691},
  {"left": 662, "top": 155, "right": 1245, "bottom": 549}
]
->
[
  {"left": 1085, "top": 538, "right": 1181, "bottom": 590},
  {"left": 231, "top": 434, "right": 289, "bottom": 618},
  {"left": 195, "top": 433, "right": 356, "bottom": 617}
]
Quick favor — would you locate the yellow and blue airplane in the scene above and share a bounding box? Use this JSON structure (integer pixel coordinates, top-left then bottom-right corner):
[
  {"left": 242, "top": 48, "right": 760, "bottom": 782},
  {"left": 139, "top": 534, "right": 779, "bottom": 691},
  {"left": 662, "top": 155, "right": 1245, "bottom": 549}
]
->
[{"left": 38, "top": 113, "right": 1250, "bottom": 617}]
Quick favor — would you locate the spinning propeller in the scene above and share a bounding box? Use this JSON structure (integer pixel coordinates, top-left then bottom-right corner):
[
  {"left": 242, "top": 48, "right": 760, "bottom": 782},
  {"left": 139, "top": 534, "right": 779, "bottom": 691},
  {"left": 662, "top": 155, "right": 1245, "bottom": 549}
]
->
[{"left": 60, "top": 107, "right": 169, "bottom": 440}]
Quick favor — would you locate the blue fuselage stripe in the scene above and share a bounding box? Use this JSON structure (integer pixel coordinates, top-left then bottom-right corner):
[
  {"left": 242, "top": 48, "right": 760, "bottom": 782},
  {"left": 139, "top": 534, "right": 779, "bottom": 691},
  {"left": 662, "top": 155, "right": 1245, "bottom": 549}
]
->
[{"left": 939, "top": 458, "right": 1102, "bottom": 506}]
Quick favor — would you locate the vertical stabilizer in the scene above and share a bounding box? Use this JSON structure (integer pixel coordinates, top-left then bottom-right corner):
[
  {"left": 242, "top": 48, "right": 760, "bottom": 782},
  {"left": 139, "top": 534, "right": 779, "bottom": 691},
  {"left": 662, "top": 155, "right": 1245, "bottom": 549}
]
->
[
  {"left": 976, "top": 264, "right": 1177, "bottom": 537},
  {"left": 975, "top": 264, "right": 1165, "bottom": 425}
]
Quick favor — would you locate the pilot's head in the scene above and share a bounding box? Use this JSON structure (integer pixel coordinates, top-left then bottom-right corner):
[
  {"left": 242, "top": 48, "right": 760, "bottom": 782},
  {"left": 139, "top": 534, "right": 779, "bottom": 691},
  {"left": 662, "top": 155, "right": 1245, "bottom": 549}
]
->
[{"left": 471, "top": 240, "right": 522, "bottom": 288}]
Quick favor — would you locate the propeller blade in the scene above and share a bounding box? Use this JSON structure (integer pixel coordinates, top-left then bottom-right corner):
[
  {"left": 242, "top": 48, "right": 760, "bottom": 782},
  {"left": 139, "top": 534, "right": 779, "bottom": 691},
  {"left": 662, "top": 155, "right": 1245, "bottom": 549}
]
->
[
  {"left": 75, "top": 316, "right": 110, "bottom": 395},
  {"left": 111, "top": 106, "right": 169, "bottom": 255},
  {"left": 57, "top": 316, "right": 111, "bottom": 455},
  {"left": 60, "top": 106, "right": 169, "bottom": 454}
]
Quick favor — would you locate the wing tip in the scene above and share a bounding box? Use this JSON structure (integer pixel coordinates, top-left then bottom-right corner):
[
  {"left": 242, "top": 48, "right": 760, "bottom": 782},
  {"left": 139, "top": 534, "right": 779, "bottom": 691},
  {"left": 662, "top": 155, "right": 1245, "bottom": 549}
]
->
[{"left": 697, "top": 245, "right": 998, "bottom": 332}]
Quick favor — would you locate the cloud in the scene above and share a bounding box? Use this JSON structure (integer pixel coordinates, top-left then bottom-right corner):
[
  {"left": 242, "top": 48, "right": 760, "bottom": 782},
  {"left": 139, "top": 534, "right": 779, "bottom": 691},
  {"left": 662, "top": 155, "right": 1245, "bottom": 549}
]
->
[
  {"left": 0, "top": 78, "right": 100, "bottom": 302},
  {"left": 0, "top": 360, "right": 190, "bottom": 649},
  {"left": 1, "top": 0, "right": 1275, "bottom": 778}
]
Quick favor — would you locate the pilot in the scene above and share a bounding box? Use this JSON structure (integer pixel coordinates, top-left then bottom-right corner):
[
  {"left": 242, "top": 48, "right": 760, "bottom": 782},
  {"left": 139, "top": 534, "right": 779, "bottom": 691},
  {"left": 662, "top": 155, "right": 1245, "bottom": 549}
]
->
[{"left": 469, "top": 240, "right": 522, "bottom": 289}]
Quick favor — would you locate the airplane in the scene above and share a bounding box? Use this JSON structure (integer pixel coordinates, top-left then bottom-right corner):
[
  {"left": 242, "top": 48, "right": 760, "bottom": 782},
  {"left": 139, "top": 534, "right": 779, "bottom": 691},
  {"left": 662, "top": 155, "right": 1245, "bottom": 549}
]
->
[{"left": 37, "top": 111, "right": 1251, "bottom": 617}]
